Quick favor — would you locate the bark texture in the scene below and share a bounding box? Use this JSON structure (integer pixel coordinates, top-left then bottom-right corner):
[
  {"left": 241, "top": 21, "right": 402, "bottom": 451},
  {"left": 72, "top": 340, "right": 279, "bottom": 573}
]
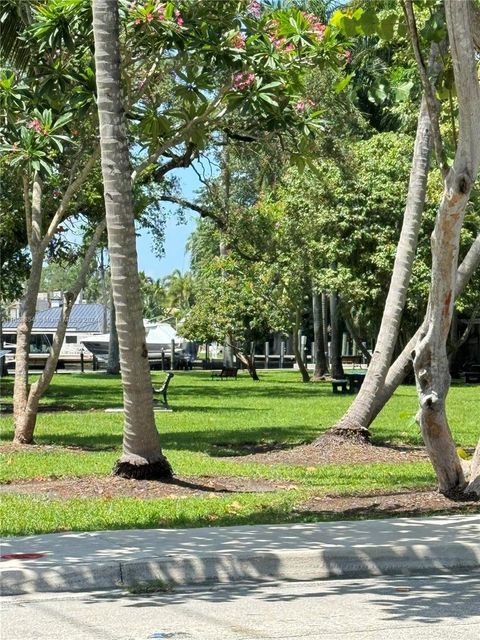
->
[
  {"left": 412, "top": 0, "right": 480, "bottom": 496},
  {"left": 368, "top": 233, "right": 480, "bottom": 425},
  {"left": 93, "top": 0, "right": 172, "bottom": 479}
]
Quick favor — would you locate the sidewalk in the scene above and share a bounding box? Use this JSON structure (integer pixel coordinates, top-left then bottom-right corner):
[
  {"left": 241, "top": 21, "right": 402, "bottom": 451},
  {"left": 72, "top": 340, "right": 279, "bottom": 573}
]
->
[{"left": 1, "top": 514, "right": 479, "bottom": 596}]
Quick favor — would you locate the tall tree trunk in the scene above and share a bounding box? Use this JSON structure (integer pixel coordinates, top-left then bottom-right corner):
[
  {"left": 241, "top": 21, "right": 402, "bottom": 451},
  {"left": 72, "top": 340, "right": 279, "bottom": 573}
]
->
[
  {"left": 106, "top": 288, "right": 120, "bottom": 374},
  {"left": 329, "top": 292, "right": 344, "bottom": 380},
  {"left": 412, "top": 0, "right": 480, "bottom": 496},
  {"left": 312, "top": 291, "right": 328, "bottom": 379},
  {"left": 93, "top": 0, "right": 172, "bottom": 479},
  {"left": 318, "top": 47, "right": 443, "bottom": 443},
  {"left": 13, "top": 174, "right": 43, "bottom": 443},
  {"left": 14, "top": 221, "right": 106, "bottom": 444},
  {"left": 293, "top": 309, "right": 310, "bottom": 383},
  {"left": 321, "top": 292, "right": 329, "bottom": 372}
]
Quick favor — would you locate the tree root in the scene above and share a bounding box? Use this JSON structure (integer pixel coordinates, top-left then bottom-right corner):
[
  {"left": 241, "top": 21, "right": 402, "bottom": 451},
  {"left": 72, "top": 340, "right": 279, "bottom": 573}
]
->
[
  {"left": 113, "top": 455, "right": 173, "bottom": 480},
  {"left": 314, "top": 424, "right": 371, "bottom": 447}
]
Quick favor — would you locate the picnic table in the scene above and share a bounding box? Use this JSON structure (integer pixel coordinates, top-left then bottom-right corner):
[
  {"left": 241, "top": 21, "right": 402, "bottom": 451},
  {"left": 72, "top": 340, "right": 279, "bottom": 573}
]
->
[
  {"left": 332, "top": 371, "right": 366, "bottom": 394},
  {"left": 211, "top": 366, "right": 239, "bottom": 380}
]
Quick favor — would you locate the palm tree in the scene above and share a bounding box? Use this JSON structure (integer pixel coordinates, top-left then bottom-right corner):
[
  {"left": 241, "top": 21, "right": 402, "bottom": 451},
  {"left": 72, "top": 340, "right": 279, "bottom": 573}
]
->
[
  {"left": 163, "top": 269, "right": 194, "bottom": 319},
  {"left": 92, "top": 0, "right": 172, "bottom": 479}
]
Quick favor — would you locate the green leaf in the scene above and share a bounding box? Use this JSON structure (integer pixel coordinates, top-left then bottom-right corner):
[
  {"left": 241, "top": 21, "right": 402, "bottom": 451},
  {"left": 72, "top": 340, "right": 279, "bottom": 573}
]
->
[
  {"left": 395, "top": 80, "right": 414, "bottom": 102},
  {"left": 258, "top": 93, "right": 278, "bottom": 106},
  {"left": 334, "top": 74, "right": 353, "bottom": 93},
  {"left": 378, "top": 13, "right": 397, "bottom": 41}
]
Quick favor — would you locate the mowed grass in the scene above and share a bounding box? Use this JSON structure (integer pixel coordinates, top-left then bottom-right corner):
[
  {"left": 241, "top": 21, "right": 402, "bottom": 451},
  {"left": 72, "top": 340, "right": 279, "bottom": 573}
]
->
[{"left": 0, "top": 371, "right": 477, "bottom": 535}]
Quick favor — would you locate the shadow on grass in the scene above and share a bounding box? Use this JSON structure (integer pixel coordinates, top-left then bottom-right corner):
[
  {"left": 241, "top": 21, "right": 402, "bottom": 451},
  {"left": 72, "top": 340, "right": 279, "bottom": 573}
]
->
[{"left": 16, "top": 424, "right": 321, "bottom": 454}]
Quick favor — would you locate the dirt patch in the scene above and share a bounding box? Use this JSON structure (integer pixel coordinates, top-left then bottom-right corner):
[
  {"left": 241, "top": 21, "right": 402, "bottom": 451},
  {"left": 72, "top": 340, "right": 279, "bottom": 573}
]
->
[
  {"left": 220, "top": 438, "right": 430, "bottom": 466},
  {"left": 296, "top": 488, "right": 479, "bottom": 518},
  {"left": 0, "top": 475, "right": 297, "bottom": 499}
]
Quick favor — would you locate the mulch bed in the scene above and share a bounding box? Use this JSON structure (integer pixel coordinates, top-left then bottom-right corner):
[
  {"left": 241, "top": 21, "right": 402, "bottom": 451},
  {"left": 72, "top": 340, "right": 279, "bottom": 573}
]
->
[
  {"left": 218, "top": 437, "right": 430, "bottom": 466},
  {"left": 295, "top": 489, "right": 479, "bottom": 518},
  {"left": 0, "top": 475, "right": 297, "bottom": 499}
]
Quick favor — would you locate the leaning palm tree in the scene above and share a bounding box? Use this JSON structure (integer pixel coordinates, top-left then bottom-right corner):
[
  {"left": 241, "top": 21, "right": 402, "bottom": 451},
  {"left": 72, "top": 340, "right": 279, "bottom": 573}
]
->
[{"left": 92, "top": 0, "right": 172, "bottom": 479}]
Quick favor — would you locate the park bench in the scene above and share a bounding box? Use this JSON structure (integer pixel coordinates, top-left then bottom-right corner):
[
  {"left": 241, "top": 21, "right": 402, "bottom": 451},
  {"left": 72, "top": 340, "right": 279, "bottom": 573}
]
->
[
  {"left": 211, "top": 366, "right": 238, "bottom": 380},
  {"left": 152, "top": 371, "right": 174, "bottom": 406},
  {"left": 332, "top": 379, "right": 348, "bottom": 394},
  {"left": 464, "top": 364, "right": 480, "bottom": 383}
]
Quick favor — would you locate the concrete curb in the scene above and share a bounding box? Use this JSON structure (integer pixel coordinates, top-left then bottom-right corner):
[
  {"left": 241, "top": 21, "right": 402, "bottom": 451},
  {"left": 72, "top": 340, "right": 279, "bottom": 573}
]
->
[{"left": 2, "top": 515, "right": 480, "bottom": 596}]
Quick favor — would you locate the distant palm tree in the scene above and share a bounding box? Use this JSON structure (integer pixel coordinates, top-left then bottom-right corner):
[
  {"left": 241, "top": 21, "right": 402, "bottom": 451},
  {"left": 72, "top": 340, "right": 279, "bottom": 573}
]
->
[{"left": 163, "top": 269, "right": 194, "bottom": 319}]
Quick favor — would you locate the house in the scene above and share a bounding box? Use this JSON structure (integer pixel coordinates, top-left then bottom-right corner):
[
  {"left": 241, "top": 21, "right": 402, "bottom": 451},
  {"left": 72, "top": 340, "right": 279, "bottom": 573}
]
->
[{"left": 2, "top": 303, "right": 107, "bottom": 369}]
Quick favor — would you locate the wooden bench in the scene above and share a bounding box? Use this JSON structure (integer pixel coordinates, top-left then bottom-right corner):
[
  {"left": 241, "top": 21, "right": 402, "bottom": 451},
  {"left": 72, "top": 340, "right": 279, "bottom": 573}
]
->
[
  {"left": 153, "top": 372, "right": 174, "bottom": 406},
  {"left": 211, "top": 366, "right": 238, "bottom": 380},
  {"left": 465, "top": 364, "right": 480, "bottom": 383},
  {"left": 332, "top": 379, "right": 348, "bottom": 394}
]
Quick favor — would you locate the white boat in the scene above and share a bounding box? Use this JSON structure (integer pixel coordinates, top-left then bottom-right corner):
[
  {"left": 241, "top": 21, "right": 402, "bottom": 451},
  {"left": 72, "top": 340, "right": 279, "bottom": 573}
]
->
[{"left": 81, "top": 321, "right": 184, "bottom": 361}]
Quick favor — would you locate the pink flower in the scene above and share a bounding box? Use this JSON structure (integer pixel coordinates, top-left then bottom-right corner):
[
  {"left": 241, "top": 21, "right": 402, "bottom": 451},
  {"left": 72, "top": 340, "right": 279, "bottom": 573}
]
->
[
  {"left": 231, "top": 32, "right": 246, "bottom": 49},
  {"left": 344, "top": 50, "right": 352, "bottom": 64},
  {"left": 294, "top": 99, "right": 314, "bottom": 113},
  {"left": 174, "top": 9, "right": 183, "bottom": 26},
  {"left": 146, "top": 13, "right": 154, "bottom": 22},
  {"left": 233, "top": 72, "right": 256, "bottom": 91},
  {"left": 135, "top": 18, "right": 141, "bottom": 24},
  {"left": 302, "top": 12, "right": 326, "bottom": 41},
  {"left": 247, "top": 0, "right": 261, "bottom": 19},
  {"left": 28, "top": 118, "right": 44, "bottom": 134}
]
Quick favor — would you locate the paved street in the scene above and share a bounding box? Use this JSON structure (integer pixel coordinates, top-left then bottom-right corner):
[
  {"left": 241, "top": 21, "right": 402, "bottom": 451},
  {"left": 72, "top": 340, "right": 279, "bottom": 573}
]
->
[{"left": 2, "top": 572, "right": 480, "bottom": 639}]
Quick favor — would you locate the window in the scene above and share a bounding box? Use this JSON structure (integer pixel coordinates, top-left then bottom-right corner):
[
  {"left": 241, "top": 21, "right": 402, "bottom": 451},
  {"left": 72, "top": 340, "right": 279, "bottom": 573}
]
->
[{"left": 65, "top": 335, "right": 77, "bottom": 344}]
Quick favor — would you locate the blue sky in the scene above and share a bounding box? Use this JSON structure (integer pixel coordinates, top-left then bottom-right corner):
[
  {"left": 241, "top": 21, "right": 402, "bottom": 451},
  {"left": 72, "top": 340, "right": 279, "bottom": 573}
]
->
[{"left": 136, "top": 163, "right": 204, "bottom": 279}]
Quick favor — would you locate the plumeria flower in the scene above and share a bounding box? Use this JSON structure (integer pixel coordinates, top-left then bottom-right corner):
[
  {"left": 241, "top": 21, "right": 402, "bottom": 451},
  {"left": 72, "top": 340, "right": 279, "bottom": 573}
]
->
[
  {"left": 231, "top": 32, "right": 246, "bottom": 49},
  {"left": 233, "top": 72, "right": 256, "bottom": 91},
  {"left": 28, "top": 118, "right": 45, "bottom": 134},
  {"left": 247, "top": 0, "right": 261, "bottom": 19},
  {"left": 174, "top": 9, "right": 184, "bottom": 26}
]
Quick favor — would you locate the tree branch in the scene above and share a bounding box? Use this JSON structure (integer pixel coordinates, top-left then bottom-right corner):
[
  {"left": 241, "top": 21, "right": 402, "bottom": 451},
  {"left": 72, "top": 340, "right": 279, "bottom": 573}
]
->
[
  {"left": 41, "top": 146, "right": 101, "bottom": 251},
  {"left": 403, "top": 0, "right": 449, "bottom": 177}
]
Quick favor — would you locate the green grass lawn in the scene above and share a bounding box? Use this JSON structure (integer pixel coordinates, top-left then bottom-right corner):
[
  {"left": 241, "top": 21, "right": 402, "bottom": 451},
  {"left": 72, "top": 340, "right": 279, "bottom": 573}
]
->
[{"left": 0, "top": 370, "right": 477, "bottom": 535}]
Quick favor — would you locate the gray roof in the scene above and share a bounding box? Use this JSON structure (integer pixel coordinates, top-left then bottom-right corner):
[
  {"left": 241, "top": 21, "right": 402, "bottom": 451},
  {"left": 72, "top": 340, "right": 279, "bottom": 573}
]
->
[{"left": 2, "top": 304, "right": 105, "bottom": 332}]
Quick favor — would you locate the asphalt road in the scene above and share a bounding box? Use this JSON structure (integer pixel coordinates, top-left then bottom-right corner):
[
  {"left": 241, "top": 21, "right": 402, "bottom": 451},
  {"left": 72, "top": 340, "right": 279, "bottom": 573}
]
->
[{"left": 2, "top": 572, "right": 480, "bottom": 639}]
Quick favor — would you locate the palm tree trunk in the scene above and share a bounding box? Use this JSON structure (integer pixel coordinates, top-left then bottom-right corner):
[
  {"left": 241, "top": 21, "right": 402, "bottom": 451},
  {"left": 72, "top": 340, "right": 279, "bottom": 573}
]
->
[
  {"left": 321, "top": 292, "right": 329, "bottom": 369},
  {"left": 293, "top": 309, "right": 310, "bottom": 383},
  {"left": 93, "top": 0, "right": 172, "bottom": 479},
  {"left": 329, "top": 292, "right": 344, "bottom": 380},
  {"left": 312, "top": 291, "right": 328, "bottom": 379}
]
